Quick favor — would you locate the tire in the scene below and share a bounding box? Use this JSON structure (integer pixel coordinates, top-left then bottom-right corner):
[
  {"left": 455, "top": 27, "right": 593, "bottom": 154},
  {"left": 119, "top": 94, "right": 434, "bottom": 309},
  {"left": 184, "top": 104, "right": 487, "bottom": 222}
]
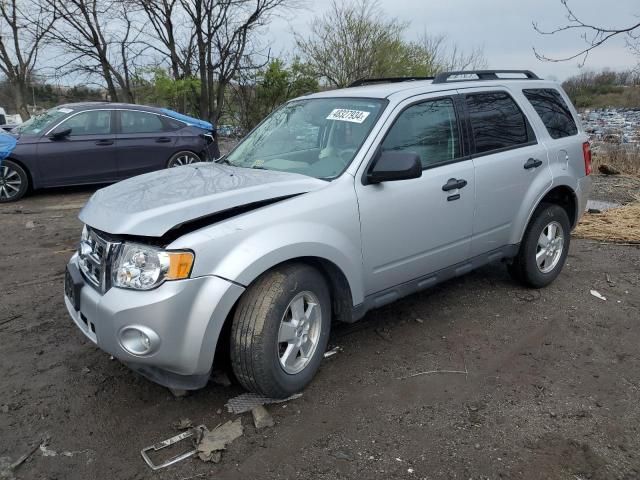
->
[
  {"left": 230, "top": 263, "right": 331, "bottom": 398},
  {"left": 167, "top": 151, "right": 201, "bottom": 168},
  {"left": 0, "top": 160, "right": 29, "bottom": 203},
  {"left": 509, "top": 203, "right": 571, "bottom": 288}
]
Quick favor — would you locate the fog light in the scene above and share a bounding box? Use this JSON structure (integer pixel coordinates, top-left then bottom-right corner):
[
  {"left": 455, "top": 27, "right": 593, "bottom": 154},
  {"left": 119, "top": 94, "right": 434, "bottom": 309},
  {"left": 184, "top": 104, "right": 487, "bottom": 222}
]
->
[{"left": 119, "top": 326, "right": 160, "bottom": 356}]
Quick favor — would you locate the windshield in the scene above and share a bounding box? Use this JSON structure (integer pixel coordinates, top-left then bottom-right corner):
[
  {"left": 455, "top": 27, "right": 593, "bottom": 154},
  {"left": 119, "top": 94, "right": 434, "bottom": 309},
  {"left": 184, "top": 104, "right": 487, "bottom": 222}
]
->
[
  {"left": 15, "top": 107, "right": 74, "bottom": 135},
  {"left": 224, "top": 98, "right": 385, "bottom": 179}
]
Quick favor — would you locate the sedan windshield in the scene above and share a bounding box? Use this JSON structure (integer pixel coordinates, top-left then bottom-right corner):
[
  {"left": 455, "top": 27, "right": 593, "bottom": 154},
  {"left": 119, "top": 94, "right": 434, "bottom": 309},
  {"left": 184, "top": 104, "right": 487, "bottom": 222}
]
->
[
  {"left": 224, "top": 98, "right": 385, "bottom": 179},
  {"left": 15, "top": 107, "right": 73, "bottom": 135}
]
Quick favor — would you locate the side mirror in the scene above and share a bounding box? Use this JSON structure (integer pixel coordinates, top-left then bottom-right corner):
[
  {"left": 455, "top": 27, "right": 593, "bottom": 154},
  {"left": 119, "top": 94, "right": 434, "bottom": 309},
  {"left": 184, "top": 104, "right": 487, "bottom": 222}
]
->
[
  {"left": 49, "top": 128, "right": 71, "bottom": 140},
  {"left": 366, "top": 150, "right": 422, "bottom": 184}
]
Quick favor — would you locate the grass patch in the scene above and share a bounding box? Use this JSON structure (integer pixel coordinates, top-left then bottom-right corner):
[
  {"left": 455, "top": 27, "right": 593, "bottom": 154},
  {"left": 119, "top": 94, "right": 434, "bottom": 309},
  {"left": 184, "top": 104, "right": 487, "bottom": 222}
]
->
[{"left": 574, "top": 201, "right": 640, "bottom": 244}]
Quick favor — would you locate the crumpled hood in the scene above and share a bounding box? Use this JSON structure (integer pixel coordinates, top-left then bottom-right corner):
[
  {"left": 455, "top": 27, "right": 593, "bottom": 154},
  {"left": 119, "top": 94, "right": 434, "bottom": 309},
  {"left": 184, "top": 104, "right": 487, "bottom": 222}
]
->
[{"left": 79, "top": 163, "right": 327, "bottom": 237}]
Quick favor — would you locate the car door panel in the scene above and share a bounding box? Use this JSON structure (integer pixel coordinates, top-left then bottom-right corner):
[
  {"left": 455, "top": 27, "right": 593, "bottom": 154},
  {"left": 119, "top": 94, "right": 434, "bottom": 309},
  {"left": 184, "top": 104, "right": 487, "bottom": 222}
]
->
[
  {"left": 355, "top": 94, "right": 475, "bottom": 296},
  {"left": 460, "top": 88, "right": 553, "bottom": 257},
  {"left": 36, "top": 110, "right": 118, "bottom": 186}
]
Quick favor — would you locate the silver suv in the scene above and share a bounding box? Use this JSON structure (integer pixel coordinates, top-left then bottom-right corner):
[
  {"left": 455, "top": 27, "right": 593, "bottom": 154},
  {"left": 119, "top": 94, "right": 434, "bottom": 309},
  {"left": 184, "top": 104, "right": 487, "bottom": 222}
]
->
[{"left": 64, "top": 70, "right": 592, "bottom": 398}]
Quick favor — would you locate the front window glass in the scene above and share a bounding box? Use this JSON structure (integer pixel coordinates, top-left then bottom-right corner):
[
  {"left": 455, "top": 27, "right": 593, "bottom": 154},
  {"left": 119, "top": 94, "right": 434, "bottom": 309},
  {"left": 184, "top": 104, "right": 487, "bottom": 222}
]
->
[
  {"left": 382, "top": 98, "right": 461, "bottom": 168},
  {"left": 224, "top": 98, "right": 385, "bottom": 179},
  {"left": 57, "top": 110, "right": 112, "bottom": 136},
  {"left": 15, "top": 107, "right": 73, "bottom": 135}
]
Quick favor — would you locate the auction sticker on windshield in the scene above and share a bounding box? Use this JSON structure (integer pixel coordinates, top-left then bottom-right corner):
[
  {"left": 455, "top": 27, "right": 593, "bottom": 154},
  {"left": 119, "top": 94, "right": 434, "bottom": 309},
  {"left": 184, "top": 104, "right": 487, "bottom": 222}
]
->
[{"left": 326, "top": 109, "right": 370, "bottom": 124}]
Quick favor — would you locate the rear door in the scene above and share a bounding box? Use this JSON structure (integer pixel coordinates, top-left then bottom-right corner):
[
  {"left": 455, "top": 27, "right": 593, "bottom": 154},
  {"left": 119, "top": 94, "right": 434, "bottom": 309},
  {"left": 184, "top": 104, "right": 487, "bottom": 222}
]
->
[
  {"left": 115, "top": 109, "right": 180, "bottom": 178},
  {"left": 461, "top": 88, "right": 552, "bottom": 256},
  {"left": 355, "top": 93, "right": 475, "bottom": 296},
  {"left": 37, "top": 109, "right": 118, "bottom": 186}
]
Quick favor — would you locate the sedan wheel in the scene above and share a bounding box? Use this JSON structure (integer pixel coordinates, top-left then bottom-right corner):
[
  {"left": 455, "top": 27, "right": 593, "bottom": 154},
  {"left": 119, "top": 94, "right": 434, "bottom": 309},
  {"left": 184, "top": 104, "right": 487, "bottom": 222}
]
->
[
  {"left": 167, "top": 151, "right": 201, "bottom": 168},
  {"left": 0, "top": 160, "right": 28, "bottom": 202}
]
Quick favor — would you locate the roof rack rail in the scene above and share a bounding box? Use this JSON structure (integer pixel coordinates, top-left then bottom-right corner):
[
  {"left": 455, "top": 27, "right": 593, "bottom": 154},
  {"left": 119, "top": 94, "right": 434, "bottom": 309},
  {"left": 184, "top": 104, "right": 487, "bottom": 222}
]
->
[
  {"left": 432, "top": 70, "right": 540, "bottom": 84},
  {"left": 348, "top": 76, "right": 434, "bottom": 88}
]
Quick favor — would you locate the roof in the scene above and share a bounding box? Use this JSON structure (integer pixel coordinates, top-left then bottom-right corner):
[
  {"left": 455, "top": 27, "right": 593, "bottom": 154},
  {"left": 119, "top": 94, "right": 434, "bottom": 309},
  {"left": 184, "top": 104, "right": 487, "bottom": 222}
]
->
[{"left": 56, "top": 102, "right": 163, "bottom": 113}]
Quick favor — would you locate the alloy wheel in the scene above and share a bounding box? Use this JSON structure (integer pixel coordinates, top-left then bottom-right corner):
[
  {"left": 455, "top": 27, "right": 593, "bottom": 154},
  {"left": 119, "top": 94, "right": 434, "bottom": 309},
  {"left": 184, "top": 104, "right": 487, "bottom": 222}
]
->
[
  {"left": 169, "top": 153, "right": 199, "bottom": 167},
  {"left": 277, "top": 291, "right": 322, "bottom": 375},
  {"left": 0, "top": 165, "right": 22, "bottom": 201},
  {"left": 536, "top": 221, "right": 564, "bottom": 273}
]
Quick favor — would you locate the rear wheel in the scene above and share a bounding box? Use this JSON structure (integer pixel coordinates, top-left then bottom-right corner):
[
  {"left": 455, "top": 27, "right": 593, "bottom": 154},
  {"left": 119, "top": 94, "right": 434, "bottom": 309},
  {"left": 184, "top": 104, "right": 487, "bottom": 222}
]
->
[
  {"left": 0, "top": 160, "right": 28, "bottom": 203},
  {"left": 230, "top": 263, "right": 331, "bottom": 398},
  {"left": 509, "top": 203, "right": 571, "bottom": 288},
  {"left": 167, "top": 151, "right": 201, "bottom": 168}
]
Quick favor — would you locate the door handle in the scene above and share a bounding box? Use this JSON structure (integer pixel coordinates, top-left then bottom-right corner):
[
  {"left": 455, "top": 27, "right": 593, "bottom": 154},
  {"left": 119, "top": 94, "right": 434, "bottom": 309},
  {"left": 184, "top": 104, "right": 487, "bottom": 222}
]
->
[
  {"left": 442, "top": 178, "right": 468, "bottom": 192},
  {"left": 95, "top": 139, "right": 114, "bottom": 146},
  {"left": 156, "top": 137, "right": 172, "bottom": 143},
  {"left": 524, "top": 158, "right": 543, "bottom": 169}
]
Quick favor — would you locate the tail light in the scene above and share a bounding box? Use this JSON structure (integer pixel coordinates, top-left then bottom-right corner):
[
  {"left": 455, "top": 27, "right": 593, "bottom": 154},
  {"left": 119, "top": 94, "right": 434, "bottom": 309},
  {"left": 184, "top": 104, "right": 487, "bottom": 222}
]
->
[{"left": 582, "top": 142, "right": 592, "bottom": 176}]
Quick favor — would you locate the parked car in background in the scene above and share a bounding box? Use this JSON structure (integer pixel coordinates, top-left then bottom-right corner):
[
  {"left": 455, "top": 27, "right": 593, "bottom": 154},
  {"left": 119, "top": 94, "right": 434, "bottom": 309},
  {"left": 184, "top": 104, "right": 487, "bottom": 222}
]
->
[
  {"left": 64, "top": 70, "right": 591, "bottom": 398},
  {"left": 0, "top": 102, "right": 220, "bottom": 202}
]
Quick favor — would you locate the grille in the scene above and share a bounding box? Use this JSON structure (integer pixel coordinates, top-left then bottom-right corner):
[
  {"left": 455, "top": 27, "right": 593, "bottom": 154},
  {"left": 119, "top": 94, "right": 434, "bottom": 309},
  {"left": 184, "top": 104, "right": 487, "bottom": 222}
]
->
[{"left": 78, "top": 228, "right": 118, "bottom": 293}]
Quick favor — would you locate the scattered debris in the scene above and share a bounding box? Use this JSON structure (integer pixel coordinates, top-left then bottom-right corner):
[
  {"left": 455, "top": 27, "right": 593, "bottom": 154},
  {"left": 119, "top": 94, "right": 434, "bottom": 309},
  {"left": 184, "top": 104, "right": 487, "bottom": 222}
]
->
[
  {"left": 81, "top": 367, "right": 90, "bottom": 374},
  {"left": 587, "top": 208, "right": 602, "bottom": 214},
  {"left": 606, "top": 273, "right": 616, "bottom": 286},
  {"left": 251, "top": 405, "right": 274, "bottom": 429},
  {"left": 323, "top": 346, "right": 342, "bottom": 358},
  {"left": 598, "top": 164, "right": 620, "bottom": 175},
  {"left": 197, "top": 419, "right": 243, "bottom": 463},
  {"left": 330, "top": 450, "right": 352, "bottom": 461},
  {"left": 211, "top": 370, "right": 232, "bottom": 387},
  {"left": 590, "top": 290, "right": 607, "bottom": 301},
  {"left": 173, "top": 418, "right": 194, "bottom": 430},
  {"left": 25, "top": 221, "right": 35, "bottom": 229},
  {"left": 39, "top": 441, "right": 57, "bottom": 457},
  {"left": 2, "top": 438, "right": 47, "bottom": 477},
  {"left": 374, "top": 328, "right": 392, "bottom": 342},
  {"left": 141, "top": 425, "right": 206, "bottom": 470},
  {"left": 226, "top": 392, "right": 302, "bottom": 415},
  {"left": 398, "top": 358, "right": 469, "bottom": 380},
  {"left": 168, "top": 388, "right": 189, "bottom": 398},
  {"left": 408, "top": 468, "right": 415, "bottom": 474},
  {"left": 415, "top": 318, "right": 424, "bottom": 324}
]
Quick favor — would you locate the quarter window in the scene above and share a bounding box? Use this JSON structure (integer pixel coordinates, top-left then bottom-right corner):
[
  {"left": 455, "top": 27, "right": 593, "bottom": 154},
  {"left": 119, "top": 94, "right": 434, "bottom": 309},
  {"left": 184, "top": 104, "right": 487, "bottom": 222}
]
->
[
  {"left": 58, "top": 110, "right": 111, "bottom": 136},
  {"left": 382, "top": 98, "right": 461, "bottom": 168},
  {"left": 523, "top": 88, "right": 578, "bottom": 139},
  {"left": 466, "top": 92, "right": 533, "bottom": 154},
  {"left": 120, "top": 111, "right": 165, "bottom": 134}
]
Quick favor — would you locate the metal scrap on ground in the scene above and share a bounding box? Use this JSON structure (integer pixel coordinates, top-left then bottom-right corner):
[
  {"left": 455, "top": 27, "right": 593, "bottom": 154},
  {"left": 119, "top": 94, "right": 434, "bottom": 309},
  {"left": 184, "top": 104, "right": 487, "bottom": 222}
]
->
[
  {"left": 324, "top": 346, "right": 342, "bottom": 358},
  {"left": 226, "top": 392, "right": 303, "bottom": 414}
]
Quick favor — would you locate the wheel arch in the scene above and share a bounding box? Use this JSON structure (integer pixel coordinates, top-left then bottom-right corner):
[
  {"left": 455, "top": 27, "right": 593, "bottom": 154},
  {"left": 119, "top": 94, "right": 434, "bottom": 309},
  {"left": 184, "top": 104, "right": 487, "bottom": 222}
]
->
[{"left": 513, "top": 184, "right": 579, "bottom": 245}]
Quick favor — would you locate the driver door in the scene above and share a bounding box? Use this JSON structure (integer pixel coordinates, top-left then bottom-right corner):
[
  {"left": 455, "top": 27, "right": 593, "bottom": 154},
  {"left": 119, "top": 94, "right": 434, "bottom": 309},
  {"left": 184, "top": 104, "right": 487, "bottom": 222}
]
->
[
  {"left": 37, "top": 109, "right": 118, "bottom": 186},
  {"left": 355, "top": 94, "right": 475, "bottom": 296}
]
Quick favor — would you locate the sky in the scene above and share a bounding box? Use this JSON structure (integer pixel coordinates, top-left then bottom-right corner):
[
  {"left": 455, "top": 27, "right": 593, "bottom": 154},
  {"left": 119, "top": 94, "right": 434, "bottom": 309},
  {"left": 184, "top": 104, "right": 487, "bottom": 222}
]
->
[{"left": 265, "top": 0, "right": 639, "bottom": 81}]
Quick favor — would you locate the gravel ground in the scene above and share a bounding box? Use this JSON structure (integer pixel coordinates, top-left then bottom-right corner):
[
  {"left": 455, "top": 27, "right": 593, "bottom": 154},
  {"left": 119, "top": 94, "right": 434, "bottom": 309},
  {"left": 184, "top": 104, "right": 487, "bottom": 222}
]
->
[{"left": 1, "top": 175, "right": 639, "bottom": 480}]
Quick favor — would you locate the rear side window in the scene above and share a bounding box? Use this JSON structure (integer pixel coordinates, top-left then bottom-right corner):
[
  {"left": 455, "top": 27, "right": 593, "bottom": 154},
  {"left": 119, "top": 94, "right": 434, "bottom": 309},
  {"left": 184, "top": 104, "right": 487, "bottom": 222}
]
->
[
  {"left": 523, "top": 88, "right": 578, "bottom": 139},
  {"left": 465, "top": 92, "right": 533, "bottom": 154},
  {"left": 382, "top": 98, "right": 461, "bottom": 168},
  {"left": 120, "top": 110, "right": 165, "bottom": 134}
]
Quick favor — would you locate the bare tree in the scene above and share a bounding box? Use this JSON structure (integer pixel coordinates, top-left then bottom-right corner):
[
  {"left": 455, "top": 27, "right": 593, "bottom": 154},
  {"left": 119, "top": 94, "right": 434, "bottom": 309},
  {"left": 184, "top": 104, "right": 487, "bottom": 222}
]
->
[
  {"left": 295, "top": 0, "right": 407, "bottom": 87},
  {"left": 44, "top": 0, "right": 146, "bottom": 102},
  {"left": 533, "top": 0, "right": 640, "bottom": 66},
  {"left": 296, "top": 0, "right": 486, "bottom": 88},
  {"left": 178, "top": 0, "right": 295, "bottom": 122},
  {"left": 0, "top": 0, "right": 56, "bottom": 119}
]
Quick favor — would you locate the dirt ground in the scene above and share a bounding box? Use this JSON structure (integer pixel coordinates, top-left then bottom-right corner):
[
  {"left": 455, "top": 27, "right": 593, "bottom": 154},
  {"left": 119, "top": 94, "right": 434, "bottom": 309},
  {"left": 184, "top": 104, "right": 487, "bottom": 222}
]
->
[{"left": 1, "top": 176, "right": 640, "bottom": 480}]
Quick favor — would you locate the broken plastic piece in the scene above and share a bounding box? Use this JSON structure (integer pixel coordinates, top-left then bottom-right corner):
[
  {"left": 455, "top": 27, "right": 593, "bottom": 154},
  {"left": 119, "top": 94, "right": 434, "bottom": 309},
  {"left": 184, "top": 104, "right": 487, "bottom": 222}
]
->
[
  {"left": 590, "top": 289, "right": 606, "bottom": 301},
  {"left": 140, "top": 425, "right": 206, "bottom": 471},
  {"left": 324, "top": 346, "right": 342, "bottom": 358}
]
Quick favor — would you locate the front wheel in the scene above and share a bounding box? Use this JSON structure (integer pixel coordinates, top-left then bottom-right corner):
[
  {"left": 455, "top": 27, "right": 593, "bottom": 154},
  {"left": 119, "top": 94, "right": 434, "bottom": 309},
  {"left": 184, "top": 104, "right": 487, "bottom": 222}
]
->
[
  {"left": 508, "top": 203, "right": 571, "bottom": 288},
  {"left": 230, "top": 264, "right": 331, "bottom": 398},
  {"left": 167, "top": 151, "right": 201, "bottom": 168},
  {"left": 0, "top": 160, "right": 29, "bottom": 203}
]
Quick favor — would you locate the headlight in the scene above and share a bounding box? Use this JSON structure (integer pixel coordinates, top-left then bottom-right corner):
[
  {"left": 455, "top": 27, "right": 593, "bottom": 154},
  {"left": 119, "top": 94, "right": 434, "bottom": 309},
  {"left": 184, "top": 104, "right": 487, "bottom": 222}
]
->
[{"left": 112, "top": 243, "right": 194, "bottom": 290}]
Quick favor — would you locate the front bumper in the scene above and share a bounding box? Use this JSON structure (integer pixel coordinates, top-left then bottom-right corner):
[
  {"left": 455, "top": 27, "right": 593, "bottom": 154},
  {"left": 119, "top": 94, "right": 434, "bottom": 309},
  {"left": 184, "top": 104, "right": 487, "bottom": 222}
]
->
[{"left": 64, "top": 254, "right": 244, "bottom": 389}]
